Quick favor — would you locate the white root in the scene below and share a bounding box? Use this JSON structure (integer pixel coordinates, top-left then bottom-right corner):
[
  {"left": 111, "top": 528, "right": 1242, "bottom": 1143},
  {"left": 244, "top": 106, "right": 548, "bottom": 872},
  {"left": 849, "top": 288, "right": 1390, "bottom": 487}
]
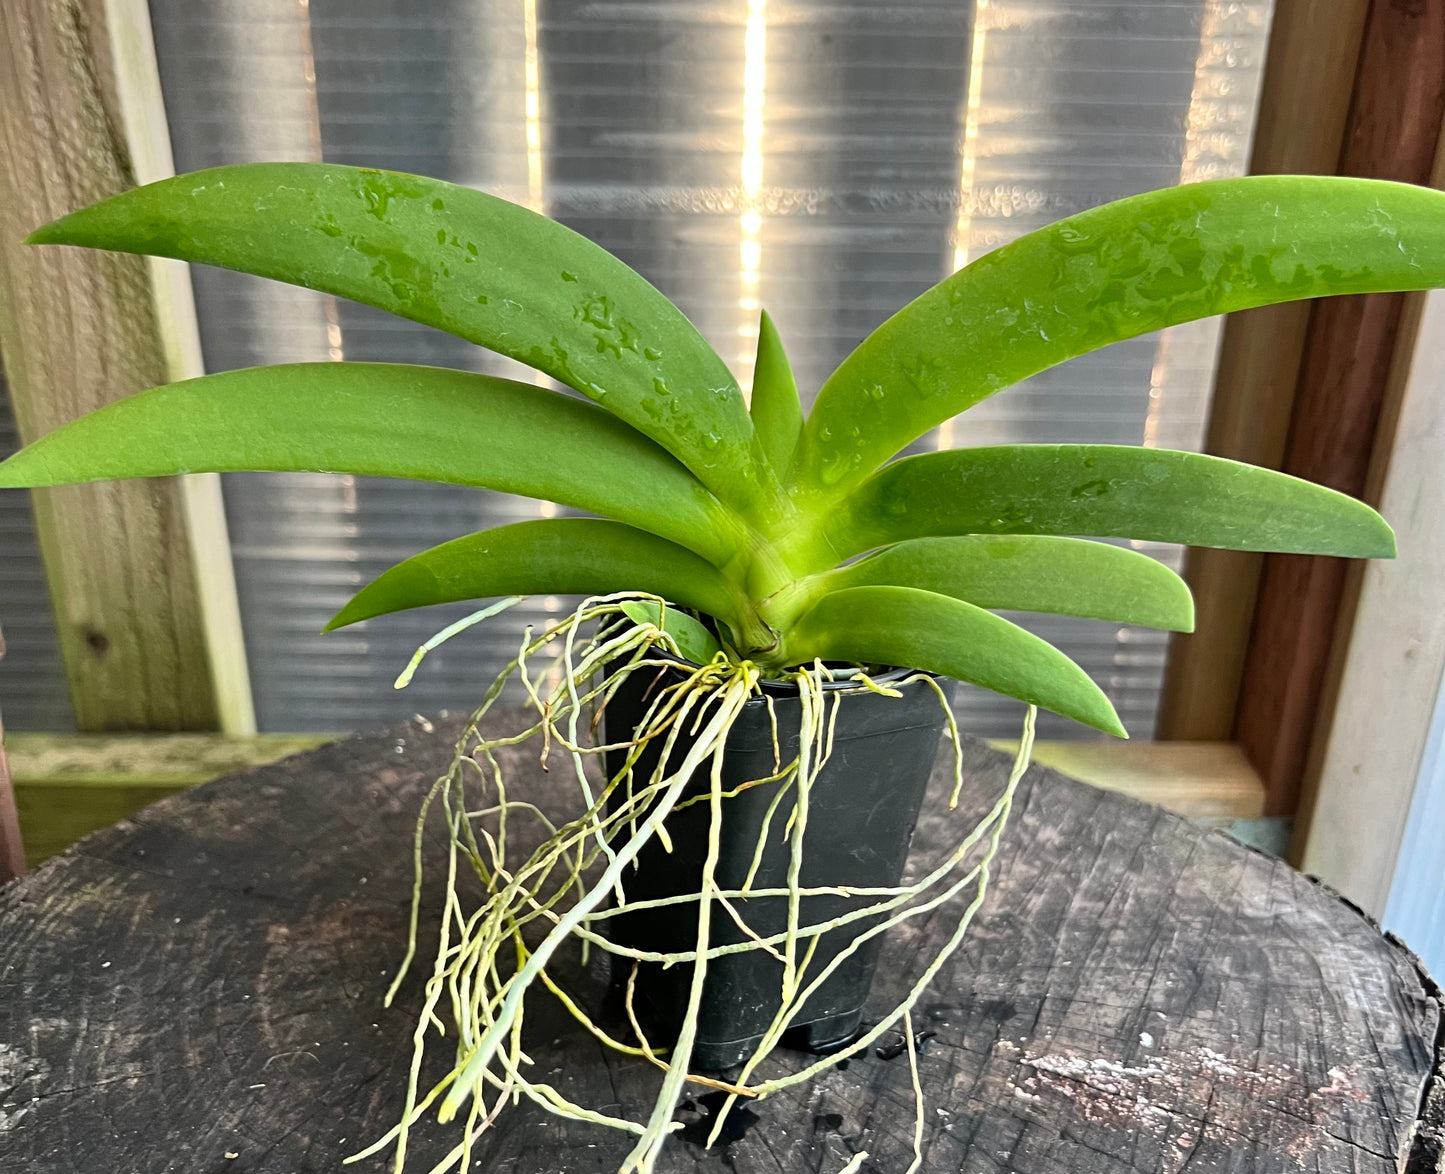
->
[{"left": 350, "top": 593, "right": 1036, "bottom": 1174}]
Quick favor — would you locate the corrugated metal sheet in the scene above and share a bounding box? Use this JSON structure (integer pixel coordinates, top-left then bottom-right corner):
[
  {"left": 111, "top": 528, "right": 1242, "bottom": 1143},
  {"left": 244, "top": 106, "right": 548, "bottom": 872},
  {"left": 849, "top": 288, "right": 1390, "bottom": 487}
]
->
[{"left": 5, "top": 0, "right": 1274, "bottom": 737}]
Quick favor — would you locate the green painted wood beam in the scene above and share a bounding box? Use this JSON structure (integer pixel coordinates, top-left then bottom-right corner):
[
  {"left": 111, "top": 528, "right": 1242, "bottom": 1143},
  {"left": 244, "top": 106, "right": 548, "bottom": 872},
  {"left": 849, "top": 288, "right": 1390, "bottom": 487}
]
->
[{"left": 9, "top": 732, "right": 333, "bottom": 866}]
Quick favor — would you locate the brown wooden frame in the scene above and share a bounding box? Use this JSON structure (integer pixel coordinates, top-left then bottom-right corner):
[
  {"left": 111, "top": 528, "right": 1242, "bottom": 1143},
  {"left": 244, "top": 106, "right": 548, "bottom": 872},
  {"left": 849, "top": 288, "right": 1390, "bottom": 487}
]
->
[
  {"left": 1161, "top": 0, "right": 1445, "bottom": 841},
  {"left": 1237, "top": 0, "right": 1445, "bottom": 818}
]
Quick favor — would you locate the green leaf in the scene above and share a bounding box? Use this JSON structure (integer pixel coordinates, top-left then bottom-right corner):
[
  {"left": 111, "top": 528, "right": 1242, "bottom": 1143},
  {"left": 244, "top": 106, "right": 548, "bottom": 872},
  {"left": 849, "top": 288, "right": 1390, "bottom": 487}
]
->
[
  {"left": 326, "top": 519, "right": 742, "bottom": 633},
  {"left": 0, "top": 362, "right": 740, "bottom": 566},
  {"left": 786, "top": 585, "right": 1125, "bottom": 736},
  {"left": 827, "top": 445, "right": 1395, "bottom": 564},
  {"left": 619, "top": 600, "right": 724, "bottom": 666},
  {"left": 792, "top": 176, "right": 1445, "bottom": 501},
  {"left": 28, "top": 163, "right": 771, "bottom": 513},
  {"left": 827, "top": 536, "right": 1194, "bottom": 631},
  {"left": 749, "top": 310, "right": 803, "bottom": 477}
]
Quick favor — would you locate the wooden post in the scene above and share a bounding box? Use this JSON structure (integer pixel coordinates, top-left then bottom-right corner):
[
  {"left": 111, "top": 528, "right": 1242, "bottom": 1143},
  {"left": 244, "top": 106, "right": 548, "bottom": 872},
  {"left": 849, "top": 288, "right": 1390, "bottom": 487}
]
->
[
  {"left": 1235, "top": 0, "right": 1445, "bottom": 815},
  {"left": 0, "top": 0, "right": 254, "bottom": 733},
  {"left": 0, "top": 631, "right": 26, "bottom": 882},
  {"left": 1157, "top": 0, "right": 1371, "bottom": 740},
  {"left": 1293, "top": 264, "right": 1445, "bottom": 913}
]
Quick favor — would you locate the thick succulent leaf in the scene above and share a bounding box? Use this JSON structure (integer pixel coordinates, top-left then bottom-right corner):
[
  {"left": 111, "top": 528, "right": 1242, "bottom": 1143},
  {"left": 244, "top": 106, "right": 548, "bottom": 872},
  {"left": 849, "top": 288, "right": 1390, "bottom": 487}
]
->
[
  {"left": 28, "top": 163, "right": 770, "bottom": 511},
  {"left": 328, "top": 519, "right": 741, "bottom": 636},
  {"left": 828, "top": 536, "right": 1194, "bottom": 631},
  {"left": 828, "top": 445, "right": 1395, "bottom": 564},
  {"left": 749, "top": 310, "right": 803, "bottom": 476},
  {"left": 793, "top": 177, "right": 1445, "bottom": 501},
  {"left": 619, "top": 600, "right": 725, "bottom": 665},
  {"left": 787, "top": 585, "right": 1125, "bottom": 736},
  {"left": 0, "top": 362, "right": 740, "bottom": 565}
]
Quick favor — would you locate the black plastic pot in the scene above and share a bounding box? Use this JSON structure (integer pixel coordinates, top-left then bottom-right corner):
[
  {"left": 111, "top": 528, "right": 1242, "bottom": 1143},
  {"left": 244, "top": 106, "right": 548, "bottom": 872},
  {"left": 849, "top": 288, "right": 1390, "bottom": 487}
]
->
[{"left": 603, "top": 662, "right": 956, "bottom": 1070}]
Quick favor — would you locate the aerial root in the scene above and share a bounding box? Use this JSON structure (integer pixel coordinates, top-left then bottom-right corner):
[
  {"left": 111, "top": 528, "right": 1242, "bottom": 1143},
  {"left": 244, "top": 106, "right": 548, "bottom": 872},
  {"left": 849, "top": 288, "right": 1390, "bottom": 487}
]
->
[{"left": 348, "top": 593, "right": 1035, "bottom": 1174}]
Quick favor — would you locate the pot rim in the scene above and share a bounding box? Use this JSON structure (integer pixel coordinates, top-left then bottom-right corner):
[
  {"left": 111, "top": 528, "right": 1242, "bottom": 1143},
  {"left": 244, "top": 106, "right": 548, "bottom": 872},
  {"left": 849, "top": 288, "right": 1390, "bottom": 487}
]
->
[{"left": 628, "top": 647, "right": 939, "bottom": 697}]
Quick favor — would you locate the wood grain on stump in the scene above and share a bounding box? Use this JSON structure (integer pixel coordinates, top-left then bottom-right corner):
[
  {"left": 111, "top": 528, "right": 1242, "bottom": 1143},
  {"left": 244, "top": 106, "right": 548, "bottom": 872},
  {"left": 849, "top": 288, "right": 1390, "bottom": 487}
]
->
[{"left": 1, "top": 713, "right": 1440, "bottom": 1173}]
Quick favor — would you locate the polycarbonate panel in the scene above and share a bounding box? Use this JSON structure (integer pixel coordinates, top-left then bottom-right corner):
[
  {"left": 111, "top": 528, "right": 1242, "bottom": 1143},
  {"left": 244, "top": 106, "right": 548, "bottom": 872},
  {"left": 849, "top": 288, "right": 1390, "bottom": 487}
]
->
[
  {"left": 0, "top": 373, "right": 74, "bottom": 731},
  {"left": 144, "top": 0, "right": 1274, "bottom": 737}
]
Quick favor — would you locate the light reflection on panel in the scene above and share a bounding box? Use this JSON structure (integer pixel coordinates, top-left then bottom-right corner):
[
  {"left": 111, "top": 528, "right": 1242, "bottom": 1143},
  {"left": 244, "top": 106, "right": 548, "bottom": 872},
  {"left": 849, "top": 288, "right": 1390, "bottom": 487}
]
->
[
  {"left": 143, "top": 0, "right": 1273, "bottom": 738},
  {"left": 759, "top": 4, "right": 975, "bottom": 408}
]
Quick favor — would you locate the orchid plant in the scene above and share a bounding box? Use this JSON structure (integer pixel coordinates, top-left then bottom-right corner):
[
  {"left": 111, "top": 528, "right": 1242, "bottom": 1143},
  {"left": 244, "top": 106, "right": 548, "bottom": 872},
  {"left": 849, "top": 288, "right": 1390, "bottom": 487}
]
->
[
  {"left": 1, "top": 166, "right": 1427, "bottom": 736},
  {"left": 1, "top": 166, "right": 1438, "bottom": 1172}
]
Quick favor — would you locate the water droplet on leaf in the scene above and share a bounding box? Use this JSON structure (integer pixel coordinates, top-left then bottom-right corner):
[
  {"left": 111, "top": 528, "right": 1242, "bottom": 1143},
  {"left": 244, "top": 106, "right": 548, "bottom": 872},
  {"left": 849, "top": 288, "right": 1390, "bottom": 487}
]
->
[{"left": 819, "top": 453, "right": 850, "bottom": 486}]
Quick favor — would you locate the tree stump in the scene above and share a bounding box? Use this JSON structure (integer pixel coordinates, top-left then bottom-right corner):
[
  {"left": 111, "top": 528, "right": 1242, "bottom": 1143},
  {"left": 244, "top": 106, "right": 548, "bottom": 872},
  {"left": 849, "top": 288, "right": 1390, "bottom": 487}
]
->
[{"left": 1, "top": 713, "right": 1440, "bottom": 1173}]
